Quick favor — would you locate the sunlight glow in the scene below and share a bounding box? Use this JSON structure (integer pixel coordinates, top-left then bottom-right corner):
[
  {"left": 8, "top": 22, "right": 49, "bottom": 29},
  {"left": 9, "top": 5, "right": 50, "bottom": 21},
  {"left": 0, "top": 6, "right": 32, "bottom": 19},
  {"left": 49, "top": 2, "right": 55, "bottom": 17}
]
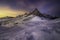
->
[{"left": 0, "top": 6, "right": 27, "bottom": 18}]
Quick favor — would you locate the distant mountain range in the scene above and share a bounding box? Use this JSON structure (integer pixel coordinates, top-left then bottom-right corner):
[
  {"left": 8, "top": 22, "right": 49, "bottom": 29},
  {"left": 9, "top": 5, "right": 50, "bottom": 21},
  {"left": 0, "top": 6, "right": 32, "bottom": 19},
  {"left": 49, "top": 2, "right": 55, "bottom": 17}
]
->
[
  {"left": 26, "top": 8, "right": 59, "bottom": 19},
  {"left": 0, "top": 8, "right": 60, "bottom": 27},
  {"left": 0, "top": 8, "right": 59, "bottom": 19},
  {"left": 0, "top": 8, "right": 60, "bottom": 40}
]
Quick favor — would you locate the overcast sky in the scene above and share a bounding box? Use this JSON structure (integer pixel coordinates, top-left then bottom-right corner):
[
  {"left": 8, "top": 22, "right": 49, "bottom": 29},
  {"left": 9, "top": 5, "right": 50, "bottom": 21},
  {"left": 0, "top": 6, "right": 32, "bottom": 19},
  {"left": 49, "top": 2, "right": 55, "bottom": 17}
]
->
[{"left": 0, "top": 0, "right": 60, "bottom": 17}]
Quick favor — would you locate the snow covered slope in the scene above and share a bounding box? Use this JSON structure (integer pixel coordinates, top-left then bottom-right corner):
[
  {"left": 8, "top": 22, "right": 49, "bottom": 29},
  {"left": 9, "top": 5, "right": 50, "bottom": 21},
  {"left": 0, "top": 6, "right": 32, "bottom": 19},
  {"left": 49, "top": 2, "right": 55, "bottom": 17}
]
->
[
  {"left": 0, "top": 17, "right": 60, "bottom": 40},
  {"left": 0, "top": 9, "right": 60, "bottom": 40}
]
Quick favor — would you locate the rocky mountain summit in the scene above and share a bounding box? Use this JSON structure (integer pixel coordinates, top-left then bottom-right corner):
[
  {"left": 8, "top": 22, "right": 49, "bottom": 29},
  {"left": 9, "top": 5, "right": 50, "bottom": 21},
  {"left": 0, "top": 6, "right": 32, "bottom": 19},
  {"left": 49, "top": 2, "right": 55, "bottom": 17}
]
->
[
  {"left": 24, "top": 8, "right": 58, "bottom": 19},
  {"left": 0, "top": 8, "right": 59, "bottom": 21},
  {"left": 0, "top": 8, "right": 60, "bottom": 40}
]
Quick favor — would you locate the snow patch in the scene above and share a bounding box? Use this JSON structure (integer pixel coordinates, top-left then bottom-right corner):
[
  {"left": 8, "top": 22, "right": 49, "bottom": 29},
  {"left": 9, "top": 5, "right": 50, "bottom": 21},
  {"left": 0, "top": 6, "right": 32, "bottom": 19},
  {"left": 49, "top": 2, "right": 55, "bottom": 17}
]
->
[{"left": 30, "top": 16, "right": 47, "bottom": 22}]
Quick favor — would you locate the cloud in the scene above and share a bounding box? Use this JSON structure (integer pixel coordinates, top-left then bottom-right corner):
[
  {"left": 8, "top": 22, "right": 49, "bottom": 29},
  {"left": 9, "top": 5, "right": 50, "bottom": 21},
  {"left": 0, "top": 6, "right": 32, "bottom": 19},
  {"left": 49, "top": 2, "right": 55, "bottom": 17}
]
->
[
  {"left": 0, "top": 0, "right": 60, "bottom": 17},
  {"left": 0, "top": 6, "right": 27, "bottom": 18}
]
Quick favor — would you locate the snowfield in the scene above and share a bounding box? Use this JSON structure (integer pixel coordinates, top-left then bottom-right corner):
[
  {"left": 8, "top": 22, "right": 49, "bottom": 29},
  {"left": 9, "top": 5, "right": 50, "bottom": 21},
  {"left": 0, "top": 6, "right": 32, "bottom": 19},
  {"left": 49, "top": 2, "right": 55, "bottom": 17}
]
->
[
  {"left": 0, "top": 15, "right": 60, "bottom": 40},
  {"left": 0, "top": 9, "right": 60, "bottom": 40}
]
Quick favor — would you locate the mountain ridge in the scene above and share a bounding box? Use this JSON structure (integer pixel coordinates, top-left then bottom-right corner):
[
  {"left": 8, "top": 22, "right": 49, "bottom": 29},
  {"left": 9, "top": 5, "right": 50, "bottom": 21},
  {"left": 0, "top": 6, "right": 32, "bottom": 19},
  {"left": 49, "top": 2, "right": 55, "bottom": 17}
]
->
[{"left": 0, "top": 8, "right": 59, "bottom": 20}]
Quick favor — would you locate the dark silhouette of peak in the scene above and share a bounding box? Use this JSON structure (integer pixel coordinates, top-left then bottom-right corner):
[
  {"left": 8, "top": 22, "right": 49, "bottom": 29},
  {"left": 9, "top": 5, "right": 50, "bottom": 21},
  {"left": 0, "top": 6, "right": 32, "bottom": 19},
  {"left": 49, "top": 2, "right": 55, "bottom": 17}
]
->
[
  {"left": 31, "top": 8, "right": 44, "bottom": 16},
  {"left": 27, "top": 8, "right": 44, "bottom": 17},
  {"left": 26, "top": 8, "right": 59, "bottom": 19},
  {"left": 32, "top": 8, "right": 39, "bottom": 13}
]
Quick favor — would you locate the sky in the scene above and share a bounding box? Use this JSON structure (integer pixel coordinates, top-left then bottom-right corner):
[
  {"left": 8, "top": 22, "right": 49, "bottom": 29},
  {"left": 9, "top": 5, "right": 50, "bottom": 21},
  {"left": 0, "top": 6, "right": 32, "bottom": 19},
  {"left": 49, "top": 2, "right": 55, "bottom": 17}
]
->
[{"left": 0, "top": 0, "right": 60, "bottom": 17}]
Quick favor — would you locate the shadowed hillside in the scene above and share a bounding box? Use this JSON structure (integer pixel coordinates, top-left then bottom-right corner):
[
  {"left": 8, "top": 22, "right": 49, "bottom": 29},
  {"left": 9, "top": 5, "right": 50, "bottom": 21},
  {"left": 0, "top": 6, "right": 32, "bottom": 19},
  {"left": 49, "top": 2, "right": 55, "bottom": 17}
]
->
[{"left": 0, "top": 8, "right": 60, "bottom": 40}]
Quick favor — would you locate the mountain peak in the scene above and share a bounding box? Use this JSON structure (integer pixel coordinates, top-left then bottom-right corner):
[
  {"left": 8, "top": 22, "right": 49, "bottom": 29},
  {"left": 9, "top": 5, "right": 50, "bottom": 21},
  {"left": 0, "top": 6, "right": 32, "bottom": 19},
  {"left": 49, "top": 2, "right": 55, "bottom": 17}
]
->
[
  {"left": 33, "top": 8, "right": 39, "bottom": 12},
  {"left": 32, "top": 8, "right": 40, "bottom": 14},
  {"left": 26, "top": 8, "right": 58, "bottom": 19},
  {"left": 31, "top": 8, "right": 44, "bottom": 17}
]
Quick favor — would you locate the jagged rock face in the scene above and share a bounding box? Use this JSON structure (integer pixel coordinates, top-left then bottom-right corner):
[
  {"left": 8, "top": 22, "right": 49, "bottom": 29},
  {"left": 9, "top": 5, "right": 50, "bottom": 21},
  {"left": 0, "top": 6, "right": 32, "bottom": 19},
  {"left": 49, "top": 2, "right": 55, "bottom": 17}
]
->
[
  {"left": 0, "top": 8, "right": 60, "bottom": 40},
  {"left": 26, "top": 8, "right": 58, "bottom": 19},
  {"left": 27, "top": 8, "right": 44, "bottom": 17},
  {"left": 31, "top": 8, "right": 43, "bottom": 16}
]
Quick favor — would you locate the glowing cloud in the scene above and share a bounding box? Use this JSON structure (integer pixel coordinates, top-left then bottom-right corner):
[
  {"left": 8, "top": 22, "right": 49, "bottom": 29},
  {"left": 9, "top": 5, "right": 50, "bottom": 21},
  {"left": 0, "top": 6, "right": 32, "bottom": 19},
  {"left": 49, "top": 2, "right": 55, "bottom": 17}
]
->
[{"left": 0, "top": 6, "right": 28, "bottom": 18}]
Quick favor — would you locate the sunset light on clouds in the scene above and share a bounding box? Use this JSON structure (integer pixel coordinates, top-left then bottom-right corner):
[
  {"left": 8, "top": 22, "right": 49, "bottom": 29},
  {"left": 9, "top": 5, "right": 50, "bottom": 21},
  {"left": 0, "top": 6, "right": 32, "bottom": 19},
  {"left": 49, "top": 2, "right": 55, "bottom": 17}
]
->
[
  {"left": 0, "top": 6, "right": 27, "bottom": 18},
  {"left": 0, "top": 0, "right": 59, "bottom": 17}
]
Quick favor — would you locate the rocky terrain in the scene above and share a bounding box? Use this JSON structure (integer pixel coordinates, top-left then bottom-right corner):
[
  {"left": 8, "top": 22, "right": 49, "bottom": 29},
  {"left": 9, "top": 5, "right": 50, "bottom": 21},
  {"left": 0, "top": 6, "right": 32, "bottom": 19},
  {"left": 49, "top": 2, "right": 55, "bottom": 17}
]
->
[{"left": 0, "top": 8, "right": 60, "bottom": 40}]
